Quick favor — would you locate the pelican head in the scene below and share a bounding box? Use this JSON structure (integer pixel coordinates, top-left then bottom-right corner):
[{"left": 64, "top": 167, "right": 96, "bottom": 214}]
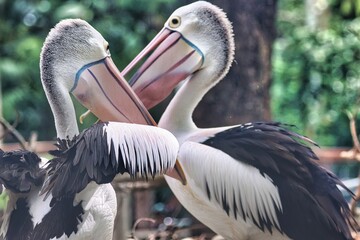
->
[
  {"left": 41, "top": 19, "right": 109, "bottom": 91},
  {"left": 41, "top": 19, "right": 154, "bottom": 138},
  {"left": 123, "top": 1, "right": 235, "bottom": 109},
  {"left": 40, "top": 19, "right": 187, "bottom": 185}
]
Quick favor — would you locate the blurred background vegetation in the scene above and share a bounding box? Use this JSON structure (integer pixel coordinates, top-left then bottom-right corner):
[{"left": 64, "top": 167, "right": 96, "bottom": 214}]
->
[
  {"left": 273, "top": 0, "right": 360, "bottom": 147},
  {"left": 272, "top": 0, "right": 360, "bottom": 178},
  {"left": 0, "top": 0, "right": 359, "bottom": 168},
  {"left": 0, "top": 0, "right": 360, "bottom": 237}
]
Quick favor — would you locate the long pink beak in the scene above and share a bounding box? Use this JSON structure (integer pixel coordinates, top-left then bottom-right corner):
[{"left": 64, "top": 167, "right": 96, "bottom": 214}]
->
[
  {"left": 72, "top": 55, "right": 187, "bottom": 185},
  {"left": 71, "top": 56, "right": 155, "bottom": 125},
  {"left": 122, "top": 28, "right": 204, "bottom": 109},
  {"left": 121, "top": 28, "right": 205, "bottom": 186}
]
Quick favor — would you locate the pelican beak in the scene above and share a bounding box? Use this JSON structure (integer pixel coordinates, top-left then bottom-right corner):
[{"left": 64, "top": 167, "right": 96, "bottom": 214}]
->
[
  {"left": 71, "top": 56, "right": 155, "bottom": 125},
  {"left": 166, "top": 160, "right": 187, "bottom": 185},
  {"left": 72, "top": 56, "right": 187, "bottom": 185},
  {"left": 122, "top": 28, "right": 204, "bottom": 109},
  {"left": 122, "top": 28, "right": 198, "bottom": 185}
]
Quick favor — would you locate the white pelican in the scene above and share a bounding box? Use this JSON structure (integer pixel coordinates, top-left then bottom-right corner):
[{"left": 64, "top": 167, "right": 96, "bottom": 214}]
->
[
  {"left": 0, "top": 19, "right": 183, "bottom": 240},
  {"left": 122, "top": 2, "right": 358, "bottom": 239}
]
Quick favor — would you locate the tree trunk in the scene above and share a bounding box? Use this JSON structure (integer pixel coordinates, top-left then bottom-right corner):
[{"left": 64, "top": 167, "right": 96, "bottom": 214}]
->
[{"left": 192, "top": 0, "right": 277, "bottom": 126}]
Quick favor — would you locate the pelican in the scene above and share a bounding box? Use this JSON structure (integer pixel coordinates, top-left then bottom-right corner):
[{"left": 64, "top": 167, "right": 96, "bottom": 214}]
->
[
  {"left": 122, "top": 2, "right": 358, "bottom": 239},
  {"left": 0, "top": 19, "right": 183, "bottom": 240}
]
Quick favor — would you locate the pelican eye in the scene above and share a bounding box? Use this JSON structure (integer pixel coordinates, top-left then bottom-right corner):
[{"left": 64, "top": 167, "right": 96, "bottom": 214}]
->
[
  {"left": 169, "top": 16, "right": 181, "bottom": 28},
  {"left": 104, "top": 41, "right": 110, "bottom": 54}
]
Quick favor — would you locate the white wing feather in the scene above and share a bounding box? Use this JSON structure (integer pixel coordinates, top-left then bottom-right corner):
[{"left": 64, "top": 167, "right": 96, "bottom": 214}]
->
[
  {"left": 179, "top": 141, "right": 282, "bottom": 228},
  {"left": 103, "top": 122, "right": 179, "bottom": 176}
]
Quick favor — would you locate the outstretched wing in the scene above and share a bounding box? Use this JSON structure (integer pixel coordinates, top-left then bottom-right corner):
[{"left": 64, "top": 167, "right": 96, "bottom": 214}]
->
[
  {"left": 0, "top": 149, "right": 45, "bottom": 193},
  {"left": 42, "top": 121, "right": 178, "bottom": 199},
  {"left": 187, "top": 122, "right": 355, "bottom": 239}
]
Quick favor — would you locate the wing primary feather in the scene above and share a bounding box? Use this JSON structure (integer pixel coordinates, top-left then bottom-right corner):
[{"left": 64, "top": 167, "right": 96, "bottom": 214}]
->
[{"left": 42, "top": 122, "right": 178, "bottom": 199}]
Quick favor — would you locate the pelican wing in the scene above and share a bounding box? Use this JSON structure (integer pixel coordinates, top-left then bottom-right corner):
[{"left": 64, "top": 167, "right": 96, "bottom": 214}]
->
[
  {"left": 202, "top": 122, "right": 319, "bottom": 183},
  {"left": 197, "top": 122, "right": 354, "bottom": 239},
  {"left": 186, "top": 122, "right": 354, "bottom": 239},
  {"left": 42, "top": 122, "right": 178, "bottom": 199},
  {"left": 0, "top": 149, "right": 45, "bottom": 193},
  {"left": 180, "top": 141, "right": 284, "bottom": 232}
]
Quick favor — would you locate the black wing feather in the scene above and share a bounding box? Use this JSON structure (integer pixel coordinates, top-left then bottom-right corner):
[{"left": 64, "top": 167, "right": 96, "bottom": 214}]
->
[
  {"left": 42, "top": 122, "right": 166, "bottom": 199},
  {"left": 41, "top": 123, "right": 120, "bottom": 199},
  {"left": 0, "top": 149, "right": 45, "bottom": 193},
  {"left": 202, "top": 121, "right": 357, "bottom": 240}
]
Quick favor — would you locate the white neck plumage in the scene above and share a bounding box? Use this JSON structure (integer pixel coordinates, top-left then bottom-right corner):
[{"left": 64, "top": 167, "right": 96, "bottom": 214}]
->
[
  {"left": 42, "top": 78, "right": 79, "bottom": 140},
  {"left": 159, "top": 24, "right": 234, "bottom": 137},
  {"left": 159, "top": 67, "right": 220, "bottom": 135}
]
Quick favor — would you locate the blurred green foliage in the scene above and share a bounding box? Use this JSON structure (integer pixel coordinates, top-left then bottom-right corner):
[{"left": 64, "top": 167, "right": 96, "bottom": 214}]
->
[
  {"left": 1, "top": 0, "right": 360, "bottom": 149},
  {"left": 272, "top": 0, "right": 360, "bottom": 146},
  {"left": 0, "top": 0, "right": 179, "bottom": 141},
  {"left": 0, "top": 191, "right": 8, "bottom": 210},
  {"left": 332, "top": 0, "right": 360, "bottom": 18}
]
